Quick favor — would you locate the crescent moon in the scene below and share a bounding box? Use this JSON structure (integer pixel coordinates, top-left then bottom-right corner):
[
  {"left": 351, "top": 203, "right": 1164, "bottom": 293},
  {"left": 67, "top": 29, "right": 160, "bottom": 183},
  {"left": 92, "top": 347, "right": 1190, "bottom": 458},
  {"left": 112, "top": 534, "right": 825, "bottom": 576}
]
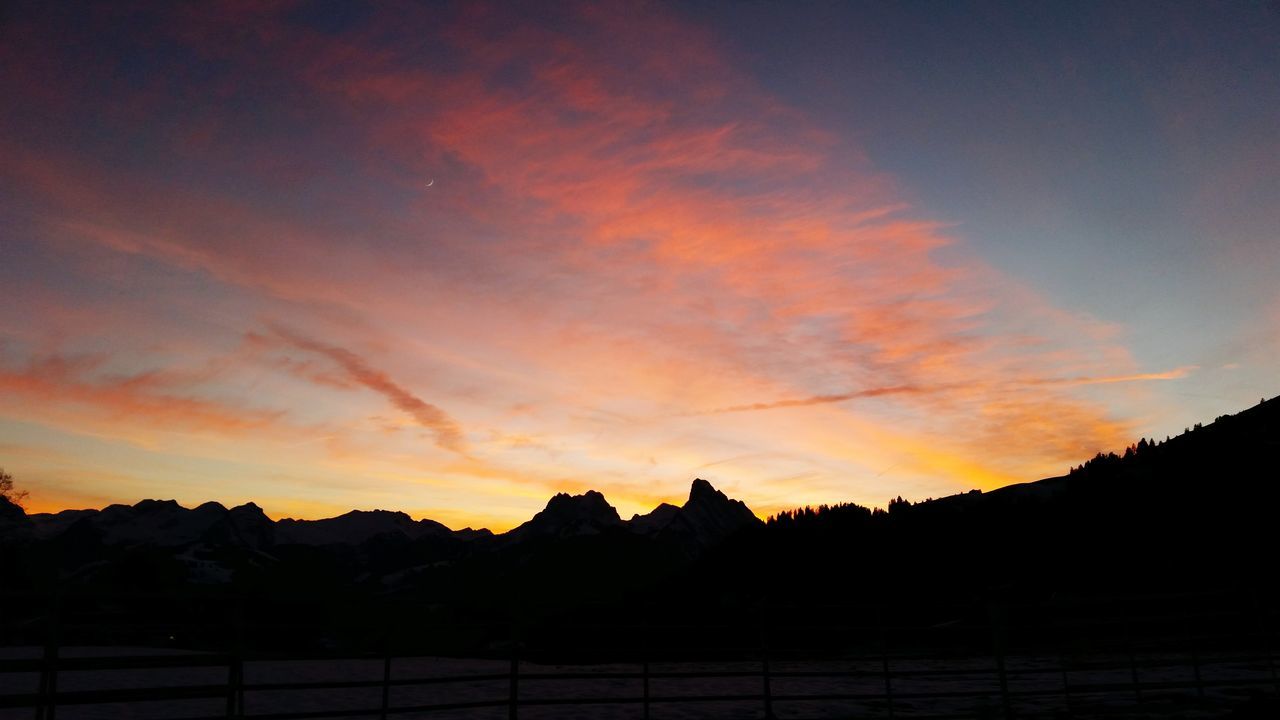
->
[{"left": 425, "top": 179, "right": 434, "bottom": 187}]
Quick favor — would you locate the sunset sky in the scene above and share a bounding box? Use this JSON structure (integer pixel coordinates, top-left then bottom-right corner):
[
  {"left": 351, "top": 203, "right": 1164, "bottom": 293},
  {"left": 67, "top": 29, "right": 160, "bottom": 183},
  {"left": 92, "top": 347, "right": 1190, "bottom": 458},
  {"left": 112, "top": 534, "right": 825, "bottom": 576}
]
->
[{"left": 2, "top": 2, "right": 1278, "bottom": 529}]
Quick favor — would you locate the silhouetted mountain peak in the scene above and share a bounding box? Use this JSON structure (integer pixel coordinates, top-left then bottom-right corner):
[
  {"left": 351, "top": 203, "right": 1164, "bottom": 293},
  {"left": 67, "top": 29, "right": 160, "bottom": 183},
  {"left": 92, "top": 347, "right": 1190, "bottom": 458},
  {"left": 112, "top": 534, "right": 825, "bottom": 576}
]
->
[
  {"left": 344, "top": 509, "right": 409, "bottom": 522},
  {"left": 216, "top": 502, "right": 275, "bottom": 547},
  {"left": 131, "top": 498, "right": 182, "bottom": 513},
  {"left": 229, "top": 502, "right": 265, "bottom": 516},
  {"left": 623, "top": 480, "right": 761, "bottom": 546},
  {"left": 677, "top": 478, "right": 761, "bottom": 542},
  {"left": 60, "top": 499, "right": 232, "bottom": 546},
  {"left": 629, "top": 503, "right": 681, "bottom": 533},
  {"left": 688, "top": 478, "right": 720, "bottom": 503},
  {"left": 275, "top": 509, "right": 453, "bottom": 546},
  {"left": 689, "top": 478, "right": 751, "bottom": 509},
  {"left": 505, "top": 490, "right": 623, "bottom": 541},
  {"left": 544, "top": 489, "right": 617, "bottom": 517}
]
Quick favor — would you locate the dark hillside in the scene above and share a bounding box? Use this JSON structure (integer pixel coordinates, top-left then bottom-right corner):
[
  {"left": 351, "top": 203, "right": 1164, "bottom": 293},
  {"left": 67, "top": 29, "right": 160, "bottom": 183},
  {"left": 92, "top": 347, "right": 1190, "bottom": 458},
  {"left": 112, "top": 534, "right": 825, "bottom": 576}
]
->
[{"left": 684, "top": 396, "right": 1280, "bottom": 611}]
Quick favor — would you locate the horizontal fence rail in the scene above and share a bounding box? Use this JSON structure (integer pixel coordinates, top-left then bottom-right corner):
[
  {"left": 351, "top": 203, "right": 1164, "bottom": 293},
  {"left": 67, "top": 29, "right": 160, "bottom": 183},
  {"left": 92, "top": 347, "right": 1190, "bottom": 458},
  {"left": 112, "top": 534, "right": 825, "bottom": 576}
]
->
[{"left": 5, "top": 657, "right": 1280, "bottom": 718}]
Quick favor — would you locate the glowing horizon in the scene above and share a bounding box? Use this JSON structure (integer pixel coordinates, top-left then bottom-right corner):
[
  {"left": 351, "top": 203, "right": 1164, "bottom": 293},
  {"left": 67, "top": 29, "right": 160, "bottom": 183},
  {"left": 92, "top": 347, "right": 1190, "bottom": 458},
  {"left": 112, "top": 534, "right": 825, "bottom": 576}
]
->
[{"left": 2, "top": 3, "right": 1277, "bottom": 532}]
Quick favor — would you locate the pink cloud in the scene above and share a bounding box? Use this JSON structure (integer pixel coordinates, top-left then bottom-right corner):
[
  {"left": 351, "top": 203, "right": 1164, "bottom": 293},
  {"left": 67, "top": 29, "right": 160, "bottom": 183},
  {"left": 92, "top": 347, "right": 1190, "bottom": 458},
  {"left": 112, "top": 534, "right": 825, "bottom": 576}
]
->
[{"left": 0, "top": 2, "right": 1164, "bottom": 517}]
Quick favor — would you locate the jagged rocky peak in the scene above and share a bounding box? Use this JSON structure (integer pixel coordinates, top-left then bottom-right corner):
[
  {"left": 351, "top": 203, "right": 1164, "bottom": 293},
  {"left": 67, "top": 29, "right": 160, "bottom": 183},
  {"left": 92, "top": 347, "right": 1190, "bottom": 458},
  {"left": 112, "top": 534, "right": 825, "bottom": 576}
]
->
[
  {"left": 129, "top": 498, "right": 183, "bottom": 513},
  {"left": 217, "top": 501, "right": 275, "bottom": 547},
  {"left": 687, "top": 478, "right": 724, "bottom": 504},
  {"left": 671, "top": 478, "right": 762, "bottom": 544},
  {"left": 339, "top": 509, "right": 414, "bottom": 523},
  {"left": 543, "top": 490, "right": 621, "bottom": 522},
  {"left": 229, "top": 501, "right": 266, "bottom": 516},
  {"left": 685, "top": 478, "right": 757, "bottom": 514},
  {"left": 505, "top": 489, "right": 623, "bottom": 540},
  {"left": 623, "top": 479, "right": 760, "bottom": 546}
]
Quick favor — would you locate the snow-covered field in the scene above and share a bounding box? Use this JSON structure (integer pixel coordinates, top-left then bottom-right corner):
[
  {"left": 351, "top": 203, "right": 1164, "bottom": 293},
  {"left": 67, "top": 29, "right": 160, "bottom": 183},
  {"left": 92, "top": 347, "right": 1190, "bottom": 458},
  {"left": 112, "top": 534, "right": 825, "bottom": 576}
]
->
[{"left": 1, "top": 645, "right": 1275, "bottom": 719}]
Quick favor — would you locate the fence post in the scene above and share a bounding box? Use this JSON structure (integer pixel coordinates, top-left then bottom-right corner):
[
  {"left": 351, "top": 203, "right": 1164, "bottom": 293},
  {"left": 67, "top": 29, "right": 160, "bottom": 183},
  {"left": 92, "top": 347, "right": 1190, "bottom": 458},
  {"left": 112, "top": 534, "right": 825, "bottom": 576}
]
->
[
  {"left": 988, "top": 603, "right": 1012, "bottom": 720},
  {"left": 640, "top": 620, "right": 651, "bottom": 720},
  {"left": 508, "top": 620, "right": 519, "bottom": 720},
  {"left": 1186, "top": 615, "right": 1204, "bottom": 698},
  {"left": 1055, "top": 612, "right": 1072, "bottom": 717},
  {"left": 1251, "top": 590, "right": 1279, "bottom": 695},
  {"left": 226, "top": 598, "right": 243, "bottom": 719},
  {"left": 224, "top": 648, "right": 236, "bottom": 716},
  {"left": 761, "top": 604, "right": 775, "bottom": 720},
  {"left": 1124, "top": 620, "right": 1141, "bottom": 704},
  {"left": 879, "top": 607, "right": 894, "bottom": 719},
  {"left": 1268, "top": 609, "right": 1280, "bottom": 696},
  {"left": 225, "top": 594, "right": 240, "bottom": 717},
  {"left": 380, "top": 628, "right": 392, "bottom": 720},
  {"left": 36, "top": 591, "right": 60, "bottom": 720}
]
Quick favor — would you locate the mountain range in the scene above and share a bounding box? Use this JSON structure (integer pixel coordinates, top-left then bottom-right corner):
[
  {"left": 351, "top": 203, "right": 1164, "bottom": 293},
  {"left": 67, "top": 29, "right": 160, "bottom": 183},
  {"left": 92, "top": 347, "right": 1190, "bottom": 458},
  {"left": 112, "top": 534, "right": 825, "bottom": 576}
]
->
[
  {"left": 1, "top": 477, "right": 760, "bottom": 571},
  {"left": 2, "top": 395, "right": 1277, "bottom": 626}
]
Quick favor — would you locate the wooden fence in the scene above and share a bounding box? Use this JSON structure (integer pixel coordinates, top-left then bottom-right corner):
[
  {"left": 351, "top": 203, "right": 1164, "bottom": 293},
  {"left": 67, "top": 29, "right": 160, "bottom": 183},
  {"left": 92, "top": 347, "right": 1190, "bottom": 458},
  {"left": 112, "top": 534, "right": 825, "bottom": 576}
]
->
[{"left": 2, "top": 592, "right": 1278, "bottom": 719}]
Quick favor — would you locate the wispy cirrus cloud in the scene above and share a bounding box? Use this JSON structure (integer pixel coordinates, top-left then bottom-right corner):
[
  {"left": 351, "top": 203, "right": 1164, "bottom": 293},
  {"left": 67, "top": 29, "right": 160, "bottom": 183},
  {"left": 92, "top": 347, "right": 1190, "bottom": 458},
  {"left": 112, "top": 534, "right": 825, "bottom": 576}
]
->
[
  {"left": 695, "top": 367, "right": 1196, "bottom": 416},
  {"left": 0, "top": 2, "right": 1196, "bottom": 523},
  {"left": 267, "top": 327, "right": 468, "bottom": 454},
  {"left": 694, "top": 386, "right": 929, "bottom": 415}
]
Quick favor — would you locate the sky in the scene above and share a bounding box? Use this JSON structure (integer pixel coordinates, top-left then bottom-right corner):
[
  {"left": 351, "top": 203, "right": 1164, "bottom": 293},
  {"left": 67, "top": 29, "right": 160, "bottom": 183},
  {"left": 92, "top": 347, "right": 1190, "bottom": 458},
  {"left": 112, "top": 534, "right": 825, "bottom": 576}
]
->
[{"left": 2, "top": 1, "right": 1278, "bottom": 530}]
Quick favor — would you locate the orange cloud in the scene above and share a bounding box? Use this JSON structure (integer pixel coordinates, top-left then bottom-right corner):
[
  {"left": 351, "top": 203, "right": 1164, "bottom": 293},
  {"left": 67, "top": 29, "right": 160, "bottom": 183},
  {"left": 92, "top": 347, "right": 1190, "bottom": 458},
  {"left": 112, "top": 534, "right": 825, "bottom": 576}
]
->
[
  {"left": 0, "top": 3, "right": 1168, "bottom": 521},
  {"left": 1028, "top": 366, "right": 1198, "bottom": 386},
  {"left": 0, "top": 354, "right": 282, "bottom": 440}
]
